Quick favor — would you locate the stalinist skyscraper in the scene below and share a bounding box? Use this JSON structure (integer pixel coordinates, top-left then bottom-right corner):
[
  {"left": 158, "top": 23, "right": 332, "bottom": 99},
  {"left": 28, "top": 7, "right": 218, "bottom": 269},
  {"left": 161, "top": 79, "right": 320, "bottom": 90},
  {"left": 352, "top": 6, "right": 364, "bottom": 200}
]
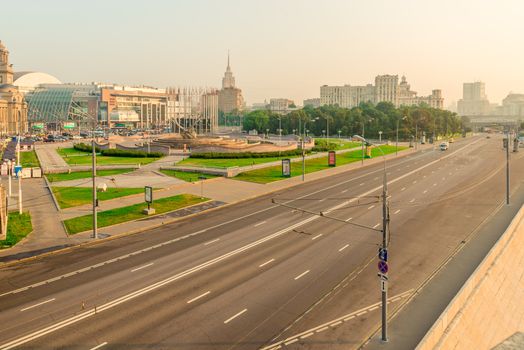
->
[{"left": 218, "top": 52, "right": 244, "bottom": 114}]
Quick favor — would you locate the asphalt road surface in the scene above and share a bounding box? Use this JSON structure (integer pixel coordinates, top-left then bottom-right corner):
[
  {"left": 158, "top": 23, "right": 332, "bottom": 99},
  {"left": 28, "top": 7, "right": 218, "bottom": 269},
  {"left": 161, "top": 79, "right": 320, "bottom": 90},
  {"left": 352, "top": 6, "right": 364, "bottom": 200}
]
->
[{"left": 0, "top": 135, "right": 521, "bottom": 350}]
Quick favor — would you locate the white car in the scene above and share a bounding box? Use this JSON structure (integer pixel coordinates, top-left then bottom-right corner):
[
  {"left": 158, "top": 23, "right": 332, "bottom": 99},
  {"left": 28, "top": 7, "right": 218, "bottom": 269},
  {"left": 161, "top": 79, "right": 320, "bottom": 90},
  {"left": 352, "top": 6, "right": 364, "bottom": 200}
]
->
[{"left": 440, "top": 142, "right": 449, "bottom": 151}]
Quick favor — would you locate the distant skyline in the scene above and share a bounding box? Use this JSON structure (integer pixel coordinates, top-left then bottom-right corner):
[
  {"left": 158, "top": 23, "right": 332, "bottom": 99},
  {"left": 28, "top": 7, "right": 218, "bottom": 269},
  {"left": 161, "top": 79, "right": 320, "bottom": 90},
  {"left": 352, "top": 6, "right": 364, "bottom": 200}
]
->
[{"left": 2, "top": 0, "right": 524, "bottom": 106}]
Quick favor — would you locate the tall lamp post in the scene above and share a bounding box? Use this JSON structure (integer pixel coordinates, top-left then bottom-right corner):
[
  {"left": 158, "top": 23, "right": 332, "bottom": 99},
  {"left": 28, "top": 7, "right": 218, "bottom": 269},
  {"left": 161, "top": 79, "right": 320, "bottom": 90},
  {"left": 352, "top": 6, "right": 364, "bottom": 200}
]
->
[
  {"left": 396, "top": 116, "right": 407, "bottom": 156},
  {"left": 354, "top": 134, "right": 389, "bottom": 342}
]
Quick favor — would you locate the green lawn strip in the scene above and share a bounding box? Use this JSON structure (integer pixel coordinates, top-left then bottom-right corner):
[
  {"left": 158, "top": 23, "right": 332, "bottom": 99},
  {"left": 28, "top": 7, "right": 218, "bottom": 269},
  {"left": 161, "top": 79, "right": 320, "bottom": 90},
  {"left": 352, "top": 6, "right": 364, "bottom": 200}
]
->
[
  {"left": 235, "top": 145, "right": 405, "bottom": 184},
  {"left": 178, "top": 155, "right": 303, "bottom": 168},
  {"left": 64, "top": 194, "right": 208, "bottom": 234},
  {"left": 46, "top": 169, "right": 134, "bottom": 183},
  {"left": 0, "top": 212, "right": 33, "bottom": 249},
  {"left": 57, "top": 148, "right": 156, "bottom": 166},
  {"left": 52, "top": 187, "right": 144, "bottom": 209},
  {"left": 20, "top": 151, "right": 40, "bottom": 168},
  {"left": 315, "top": 138, "right": 361, "bottom": 150},
  {"left": 159, "top": 169, "right": 219, "bottom": 182}
]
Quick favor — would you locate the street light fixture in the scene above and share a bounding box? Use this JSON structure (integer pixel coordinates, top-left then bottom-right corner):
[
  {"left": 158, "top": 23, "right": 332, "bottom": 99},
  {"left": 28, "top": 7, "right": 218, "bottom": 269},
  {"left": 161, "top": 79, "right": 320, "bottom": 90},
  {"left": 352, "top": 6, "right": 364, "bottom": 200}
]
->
[
  {"left": 353, "top": 134, "right": 389, "bottom": 342},
  {"left": 396, "top": 116, "right": 408, "bottom": 156}
]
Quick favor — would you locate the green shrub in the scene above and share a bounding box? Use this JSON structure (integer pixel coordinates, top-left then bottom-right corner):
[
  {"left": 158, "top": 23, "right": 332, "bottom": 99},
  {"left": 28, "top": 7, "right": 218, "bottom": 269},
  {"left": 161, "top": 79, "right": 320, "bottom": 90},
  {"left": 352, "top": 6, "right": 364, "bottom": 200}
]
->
[
  {"left": 74, "top": 143, "right": 100, "bottom": 153},
  {"left": 190, "top": 149, "right": 310, "bottom": 159},
  {"left": 101, "top": 149, "right": 163, "bottom": 158},
  {"left": 312, "top": 139, "right": 338, "bottom": 152}
]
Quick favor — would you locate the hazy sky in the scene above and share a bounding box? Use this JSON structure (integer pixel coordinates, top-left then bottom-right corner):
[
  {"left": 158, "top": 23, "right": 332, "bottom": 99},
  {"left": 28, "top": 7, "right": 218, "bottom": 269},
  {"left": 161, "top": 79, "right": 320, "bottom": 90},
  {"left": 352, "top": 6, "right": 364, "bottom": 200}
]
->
[{"left": 2, "top": 0, "right": 523, "bottom": 107}]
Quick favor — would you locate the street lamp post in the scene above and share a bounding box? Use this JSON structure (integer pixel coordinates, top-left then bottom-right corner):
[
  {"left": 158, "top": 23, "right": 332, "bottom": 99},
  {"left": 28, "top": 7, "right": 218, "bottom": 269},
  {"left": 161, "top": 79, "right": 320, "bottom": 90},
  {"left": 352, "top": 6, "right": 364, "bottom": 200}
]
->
[
  {"left": 338, "top": 130, "right": 341, "bottom": 139},
  {"left": 379, "top": 131, "right": 383, "bottom": 143},
  {"left": 397, "top": 116, "right": 407, "bottom": 156},
  {"left": 279, "top": 116, "right": 282, "bottom": 143},
  {"left": 506, "top": 130, "right": 510, "bottom": 205},
  {"left": 354, "top": 134, "right": 389, "bottom": 342}
]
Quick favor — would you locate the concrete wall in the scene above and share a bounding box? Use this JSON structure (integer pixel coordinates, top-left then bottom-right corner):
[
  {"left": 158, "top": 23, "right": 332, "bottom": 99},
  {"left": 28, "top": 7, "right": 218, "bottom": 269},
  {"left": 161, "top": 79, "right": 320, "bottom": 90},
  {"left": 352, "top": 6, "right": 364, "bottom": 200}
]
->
[{"left": 417, "top": 205, "right": 524, "bottom": 350}]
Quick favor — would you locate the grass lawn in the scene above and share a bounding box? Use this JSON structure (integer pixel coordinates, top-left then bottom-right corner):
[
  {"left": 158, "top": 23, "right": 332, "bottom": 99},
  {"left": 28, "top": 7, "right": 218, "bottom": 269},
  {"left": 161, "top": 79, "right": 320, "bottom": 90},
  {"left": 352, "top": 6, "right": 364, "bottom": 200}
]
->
[
  {"left": 52, "top": 187, "right": 145, "bottom": 209},
  {"left": 57, "top": 148, "right": 157, "bottom": 166},
  {"left": 0, "top": 212, "right": 32, "bottom": 249},
  {"left": 160, "top": 169, "right": 219, "bottom": 182},
  {"left": 314, "top": 138, "right": 361, "bottom": 150},
  {"left": 46, "top": 169, "right": 134, "bottom": 183},
  {"left": 235, "top": 145, "right": 405, "bottom": 184},
  {"left": 64, "top": 194, "right": 208, "bottom": 234},
  {"left": 178, "top": 155, "right": 303, "bottom": 168},
  {"left": 20, "top": 151, "right": 40, "bottom": 168}
]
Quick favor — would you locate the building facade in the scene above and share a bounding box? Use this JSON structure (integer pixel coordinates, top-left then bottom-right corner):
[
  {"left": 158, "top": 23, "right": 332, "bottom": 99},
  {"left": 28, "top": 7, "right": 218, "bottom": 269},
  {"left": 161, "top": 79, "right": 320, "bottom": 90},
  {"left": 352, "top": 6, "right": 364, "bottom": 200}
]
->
[
  {"left": 457, "top": 82, "right": 491, "bottom": 115},
  {"left": 0, "top": 41, "right": 28, "bottom": 136},
  {"left": 320, "top": 74, "right": 444, "bottom": 109},
  {"left": 303, "top": 98, "right": 320, "bottom": 108},
  {"left": 218, "top": 54, "right": 244, "bottom": 114}
]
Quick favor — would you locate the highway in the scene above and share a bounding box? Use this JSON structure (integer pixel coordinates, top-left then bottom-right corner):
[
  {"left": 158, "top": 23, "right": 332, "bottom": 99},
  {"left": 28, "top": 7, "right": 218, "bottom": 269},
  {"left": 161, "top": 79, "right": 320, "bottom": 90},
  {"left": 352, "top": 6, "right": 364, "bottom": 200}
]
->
[{"left": 0, "top": 135, "right": 521, "bottom": 350}]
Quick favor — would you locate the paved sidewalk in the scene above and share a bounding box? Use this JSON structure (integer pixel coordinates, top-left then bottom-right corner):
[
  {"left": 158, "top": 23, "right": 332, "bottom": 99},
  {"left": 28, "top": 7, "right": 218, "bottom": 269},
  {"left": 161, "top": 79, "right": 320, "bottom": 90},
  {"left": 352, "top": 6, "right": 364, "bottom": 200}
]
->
[
  {"left": 35, "top": 142, "right": 70, "bottom": 169},
  {"left": 0, "top": 143, "right": 432, "bottom": 263},
  {"left": 0, "top": 178, "right": 87, "bottom": 262}
]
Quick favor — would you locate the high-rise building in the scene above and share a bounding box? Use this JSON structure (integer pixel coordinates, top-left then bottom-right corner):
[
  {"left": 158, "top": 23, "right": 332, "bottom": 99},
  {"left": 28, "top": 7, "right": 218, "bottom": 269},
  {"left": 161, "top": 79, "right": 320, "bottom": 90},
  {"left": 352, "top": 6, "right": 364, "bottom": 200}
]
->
[
  {"left": 320, "top": 75, "right": 443, "bottom": 109},
  {"left": 218, "top": 53, "right": 244, "bottom": 114},
  {"left": 375, "top": 75, "right": 399, "bottom": 106},
  {"left": 457, "top": 82, "right": 490, "bottom": 115},
  {"left": 269, "top": 98, "right": 296, "bottom": 114},
  {"left": 0, "top": 40, "right": 28, "bottom": 135}
]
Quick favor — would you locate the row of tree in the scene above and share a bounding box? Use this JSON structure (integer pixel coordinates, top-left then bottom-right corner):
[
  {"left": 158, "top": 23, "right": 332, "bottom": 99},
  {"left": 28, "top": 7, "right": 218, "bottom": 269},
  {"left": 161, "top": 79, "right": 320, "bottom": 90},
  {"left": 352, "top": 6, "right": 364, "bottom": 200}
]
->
[{"left": 241, "top": 102, "right": 468, "bottom": 140}]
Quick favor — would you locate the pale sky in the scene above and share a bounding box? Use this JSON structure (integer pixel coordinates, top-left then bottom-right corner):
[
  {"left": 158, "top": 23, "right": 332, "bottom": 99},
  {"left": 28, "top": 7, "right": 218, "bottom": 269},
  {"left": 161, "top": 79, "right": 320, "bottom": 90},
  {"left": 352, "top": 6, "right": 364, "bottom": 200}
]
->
[{"left": 2, "top": 0, "right": 523, "bottom": 107}]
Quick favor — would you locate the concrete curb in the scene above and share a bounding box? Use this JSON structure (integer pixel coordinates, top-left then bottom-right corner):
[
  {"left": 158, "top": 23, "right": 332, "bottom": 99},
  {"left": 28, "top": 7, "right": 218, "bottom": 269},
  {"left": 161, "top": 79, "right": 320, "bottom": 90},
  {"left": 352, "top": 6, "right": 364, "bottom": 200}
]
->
[
  {"left": 43, "top": 176, "right": 61, "bottom": 212},
  {"left": 0, "top": 145, "right": 426, "bottom": 268}
]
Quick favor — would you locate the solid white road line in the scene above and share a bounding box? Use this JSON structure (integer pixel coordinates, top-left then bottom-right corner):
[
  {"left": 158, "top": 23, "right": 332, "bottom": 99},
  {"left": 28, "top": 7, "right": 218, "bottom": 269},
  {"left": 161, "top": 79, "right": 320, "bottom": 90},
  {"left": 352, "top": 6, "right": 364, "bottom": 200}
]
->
[
  {"left": 187, "top": 291, "right": 211, "bottom": 304},
  {"left": 254, "top": 221, "right": 267, "bottom": 227},
  {"left": 338, "top": 244, "right": 349, "bottom": 252},
  {"left": 312, "top": 234, "right": 322, "bottom": 240},
  {"left": 3, "top": 139, "right": 479, "bottom": 300},
  {"left": 20, "top": 298, "right": 56, "bottom": 312},
  {"left": 259, "top": 258, "right": 275, "bottom": 267},
  {"left": 394, "top": 209, "right": 401, "bottom": 214},
  {"left": 0, "top": 216, "right": 320, "bottom": 350},
  {"left": 345, "top": 217, "right": 353, "bottom": 222},
  {"left": 89, "top": 342, "right": 108, "bottom": 350},
  {"left": 260, "top": 290, "right": 414, "bottom": 350},
  {"left": 130, "top": 263, "right": 154, "bottom": 272},
  {"left": 372, "top": 223, "right": 380, "bottom": 229},
  {"left": 224, "top": 308, "right": 247, "bottom": 324},
  {"left": 367, "top": 205, "right": 375, "bottom": 210},
  {"left": 294, "top": 270, "right": 310, "bottom": 280},
  {"left": 204, "top": 238, "right": 220, "bottom": 246}
]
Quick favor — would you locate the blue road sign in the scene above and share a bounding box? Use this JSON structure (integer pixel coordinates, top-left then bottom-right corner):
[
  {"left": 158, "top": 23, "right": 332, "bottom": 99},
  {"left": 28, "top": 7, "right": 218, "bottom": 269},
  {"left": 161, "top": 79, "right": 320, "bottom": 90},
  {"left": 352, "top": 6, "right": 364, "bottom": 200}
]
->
[
  {"left": 379, "top": 248, "right": 388, "bottom": 261},
  {"left": 378, "top": 260, "right": 388, "bottom": 274}
]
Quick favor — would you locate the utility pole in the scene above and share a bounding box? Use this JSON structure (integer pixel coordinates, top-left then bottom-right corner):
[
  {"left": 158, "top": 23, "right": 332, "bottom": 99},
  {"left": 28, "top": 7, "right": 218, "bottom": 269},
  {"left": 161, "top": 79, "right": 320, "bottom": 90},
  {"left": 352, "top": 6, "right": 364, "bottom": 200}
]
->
[
  {"left": 381, "top": 171, "right": 389, "bottom": 342},
  {"left": 506, "top": 130, "right": 510, "bottom": 205},
  {"left": 17, "top": 135, "right": 22, "bottom": 214},
  {"left": 92, "top": 133, "right": 98, "bottom": 239},
  {"left": 396, "top": 120, "right": 399, "bottom": 156}
]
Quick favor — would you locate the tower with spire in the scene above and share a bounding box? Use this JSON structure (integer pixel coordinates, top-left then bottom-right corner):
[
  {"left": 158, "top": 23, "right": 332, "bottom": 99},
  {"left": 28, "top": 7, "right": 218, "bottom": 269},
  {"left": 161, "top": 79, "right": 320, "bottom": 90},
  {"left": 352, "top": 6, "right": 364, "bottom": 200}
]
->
[
  {"left": 218, "top": 51, "right": 244, "bottom": 115},
  {"left": 221, "top": 51, "right": 236, "bottom": 89}
]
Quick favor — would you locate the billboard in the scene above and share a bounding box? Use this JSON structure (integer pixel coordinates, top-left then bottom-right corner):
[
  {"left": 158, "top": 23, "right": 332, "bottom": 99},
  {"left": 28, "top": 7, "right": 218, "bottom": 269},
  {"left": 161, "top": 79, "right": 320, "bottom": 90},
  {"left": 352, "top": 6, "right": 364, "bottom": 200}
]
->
[
  {"left": 63, "top": 122, "right": 76, "bottom": 129},
  {"left": 328, "top": 151, "right": 336, "bottom": 167},
  {"left": 282, "top": 159, "right": 291, "bottom": 177},
  {"left": 32, "top": 123, "right": 44, "bottom": 130}
]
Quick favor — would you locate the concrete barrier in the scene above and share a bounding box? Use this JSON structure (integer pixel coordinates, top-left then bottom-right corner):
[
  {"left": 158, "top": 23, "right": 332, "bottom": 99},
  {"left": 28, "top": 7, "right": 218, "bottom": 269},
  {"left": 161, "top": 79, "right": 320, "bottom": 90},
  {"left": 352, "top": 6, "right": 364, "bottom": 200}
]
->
[
  {"left": 416, "top": 204, "right": 524, "bottom": 350},
  {"left": 115, "top": 143, "right": 170, "bottom": 155},
  {"left": 43, "top": 165, "right": 140, "bottom": 174}
]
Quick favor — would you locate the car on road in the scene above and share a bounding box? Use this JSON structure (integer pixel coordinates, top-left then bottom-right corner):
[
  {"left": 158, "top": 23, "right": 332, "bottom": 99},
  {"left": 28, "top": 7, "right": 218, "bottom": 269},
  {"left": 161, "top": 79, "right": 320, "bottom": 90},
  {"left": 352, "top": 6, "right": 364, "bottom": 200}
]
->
[{"left": 440, "top": 142, "right": 449, "bottom": 151}]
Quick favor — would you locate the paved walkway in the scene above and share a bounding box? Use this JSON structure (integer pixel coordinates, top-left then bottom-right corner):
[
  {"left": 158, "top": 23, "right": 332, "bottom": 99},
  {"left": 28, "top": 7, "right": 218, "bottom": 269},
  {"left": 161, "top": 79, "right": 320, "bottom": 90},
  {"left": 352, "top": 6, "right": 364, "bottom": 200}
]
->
[
  {"left": 35, "top": 142, "right": 70, "bottom": 170},
  {"left": 0, "top": 178, "right": 87, "bottom": 262},
  {"left": 0, "top": 142, "right": 435, "bottom": 263}
]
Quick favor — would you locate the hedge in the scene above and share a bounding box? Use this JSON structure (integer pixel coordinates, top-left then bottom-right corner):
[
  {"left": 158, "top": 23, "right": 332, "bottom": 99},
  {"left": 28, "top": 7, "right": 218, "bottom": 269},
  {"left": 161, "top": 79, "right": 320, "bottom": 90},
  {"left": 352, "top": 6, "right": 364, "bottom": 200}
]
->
[
  {"left": 73, "top": 143, "right": 163, "bottom": 158},
  {"left": 100, "top": 149, "right": 163, "bottom": 158},
  {"left": 74, "top": 143, "right": 100, "bottom": 153},
  {"left": 190, "top": 149, "right": 310, "bottom": 159}
]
